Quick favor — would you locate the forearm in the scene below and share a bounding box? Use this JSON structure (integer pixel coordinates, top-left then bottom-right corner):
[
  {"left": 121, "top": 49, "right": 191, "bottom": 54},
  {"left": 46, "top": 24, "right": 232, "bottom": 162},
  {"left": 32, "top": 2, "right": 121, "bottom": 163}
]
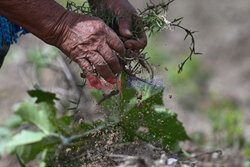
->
[{"left": 0, "top": 0, "right": 71, "bottom": 45}]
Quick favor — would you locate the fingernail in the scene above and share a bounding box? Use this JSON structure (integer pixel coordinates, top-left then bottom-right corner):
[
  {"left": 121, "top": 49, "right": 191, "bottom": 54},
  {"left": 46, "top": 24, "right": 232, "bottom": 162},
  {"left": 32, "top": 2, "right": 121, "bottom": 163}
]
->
[{"left": 124, "top": 29, "right": 133, "bottom": 37}]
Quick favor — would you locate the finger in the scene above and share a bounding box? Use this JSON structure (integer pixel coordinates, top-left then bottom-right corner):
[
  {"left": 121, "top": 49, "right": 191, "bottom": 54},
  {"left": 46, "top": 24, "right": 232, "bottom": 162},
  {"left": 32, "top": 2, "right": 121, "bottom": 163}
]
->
[
  {"left": 124, "top": 32, "right": 147, "bottom": 50},
  {"left": 119, "top": 16, "right": 133, "bottom": 39},
  {"left": 77, "top": 57, "right": 95, "bottom": 77},
  {"left": 98, "top": 44, "right": 121, "bottom": 74},
  {"left": 87, "top": 51, "right": 116, "bottom": 82},
  {"left": 105, "top": 27, "right": 126, "bottom": 57},
  {"left": 76, "top": 58, "right": 100, "bottom": 88}
]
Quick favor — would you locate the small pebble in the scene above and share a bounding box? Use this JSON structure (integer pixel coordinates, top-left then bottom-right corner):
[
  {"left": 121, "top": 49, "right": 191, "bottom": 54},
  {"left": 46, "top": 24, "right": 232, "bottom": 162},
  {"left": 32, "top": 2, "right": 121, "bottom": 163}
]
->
[{"left": 168, "top": 158, "right": 178, "bottom": 165}]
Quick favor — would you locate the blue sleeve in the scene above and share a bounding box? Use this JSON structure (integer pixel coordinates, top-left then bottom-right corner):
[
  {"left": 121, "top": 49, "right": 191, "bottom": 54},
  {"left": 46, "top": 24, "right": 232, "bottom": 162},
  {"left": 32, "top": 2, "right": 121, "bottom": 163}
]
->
[{"left": 0, "top": 15, "right": 28, "bottom": 48}]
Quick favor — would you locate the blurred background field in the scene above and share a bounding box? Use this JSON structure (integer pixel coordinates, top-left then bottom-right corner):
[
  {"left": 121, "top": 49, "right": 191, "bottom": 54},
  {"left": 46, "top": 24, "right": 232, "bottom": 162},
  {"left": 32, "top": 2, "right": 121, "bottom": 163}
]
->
[{"left": 1, "top": 0, "right": 250, "bottom": 166}]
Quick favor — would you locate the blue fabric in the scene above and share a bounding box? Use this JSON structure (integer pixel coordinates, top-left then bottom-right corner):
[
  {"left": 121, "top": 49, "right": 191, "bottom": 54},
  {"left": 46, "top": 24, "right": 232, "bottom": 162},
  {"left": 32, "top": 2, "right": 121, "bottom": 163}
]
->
[{"left": 0, "top": 15, "right": 28, "bottom": 48}]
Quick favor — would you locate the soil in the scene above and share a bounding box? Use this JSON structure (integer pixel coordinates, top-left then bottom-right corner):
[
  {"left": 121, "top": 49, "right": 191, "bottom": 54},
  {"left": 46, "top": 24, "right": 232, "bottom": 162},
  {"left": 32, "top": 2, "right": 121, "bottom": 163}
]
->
[{"left": 41, "top": 139, "right": 248, "bottom": 167}]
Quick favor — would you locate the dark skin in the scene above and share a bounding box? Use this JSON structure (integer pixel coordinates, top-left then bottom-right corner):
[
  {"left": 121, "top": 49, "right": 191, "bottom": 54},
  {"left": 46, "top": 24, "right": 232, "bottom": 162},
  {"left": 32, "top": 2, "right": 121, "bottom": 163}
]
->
[
  {"left": 88, "top": 0, "right": 147, "bottom": 50},
  {"left": 0, "top": 0, "right": 147, "bottom": 83}
]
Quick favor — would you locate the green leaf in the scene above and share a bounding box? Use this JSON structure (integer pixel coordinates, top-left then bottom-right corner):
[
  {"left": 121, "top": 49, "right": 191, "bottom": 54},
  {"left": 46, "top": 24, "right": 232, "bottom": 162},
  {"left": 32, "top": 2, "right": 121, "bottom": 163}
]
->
[
  {"left": 0, "top": 127, "right": 10, "bottom": 139},
  {"left": 39, "top": 147, "right": 57, "bottom": 167},
  {"left": 28, "top": 89, "right": 59, "bottom": 105},
  {"left": 40, "top": 102, "right": 56, "bottom": 118},
  {"left": 52, "top": 116, "right": 73, "bottom": 136},
  {"left": 119, "top": 73, "right": 139, "bottom": 112},
  {"left": 121, "top": 106, "right": 189, "bottom": 148},
  {"left": 119, "top": 72, "right": 164, "bottom": 112},
  {"left": 0, "top": 127, "right": 11, "bottom": 155},
  {"left": 242, "top": 161, "right": 250, "bottom": 167},
  {"left": 14, "top": 101, "right": 56, "bottom": 134},
  {"left": 120, "top": 72, "right": 137, "bottom": 101},
  {"left": 244, "top": 143, "right": 250, "bottom": 157},
  {"left": 4, "top": 115, "right": 23, "bottom": 129},
  {"left": 90, "top": 73, "right": 189, "bottom": 150},
  {"left": 6, "top": 130, "right": 46, "bottom": 153},
  {"left": 6, "top": 130, "right": 60, "bottom": 163},
  {"left": 120, "top": 81, "right": 189, "bottom": 149},
  {"left": 0, "top": 139, "right": 9, "bottom": 155},
  {"left": 91, "top": 89, "right": 118, "bottom": 112},
  {"left": 16, "top": 153, "right": 26, "bottom": 167},
  {"left": 39, "top": 150, "right": 48, "bottom": 167},
  {"left": 56, "top": 116, "right": 73, "bottom": 127}
]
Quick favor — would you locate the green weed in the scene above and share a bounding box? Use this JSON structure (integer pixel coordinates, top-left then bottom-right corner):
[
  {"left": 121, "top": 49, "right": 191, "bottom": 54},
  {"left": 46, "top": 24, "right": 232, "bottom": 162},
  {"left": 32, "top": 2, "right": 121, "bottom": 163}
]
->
[
  {"left": 207, "top": 98, "right": 245, "bottom": 148},
  {"left": 27, "top": 47, "right": 58, "bottom": 73},
  {"left": 0, "top": 73, "right": 188, "bottom": 166}
]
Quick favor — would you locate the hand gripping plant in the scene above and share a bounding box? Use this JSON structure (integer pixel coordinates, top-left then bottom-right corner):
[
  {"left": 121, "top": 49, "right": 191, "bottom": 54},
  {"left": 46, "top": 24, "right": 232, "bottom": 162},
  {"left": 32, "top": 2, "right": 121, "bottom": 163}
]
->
[{"left": 66, "top": 0, "right": 200, "bottom": 80}]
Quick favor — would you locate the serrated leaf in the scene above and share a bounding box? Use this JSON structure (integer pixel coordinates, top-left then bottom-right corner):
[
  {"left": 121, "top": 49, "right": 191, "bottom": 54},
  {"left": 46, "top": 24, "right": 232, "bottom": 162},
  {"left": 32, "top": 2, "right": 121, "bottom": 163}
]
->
[
  {"left": 6, "top": 130, "right": 60, "bottom": 163},
  {"left": 120, "top": 80, "right": 189, "bottom": 149},
  {"left": 90, "top": 74, "right": 189, "bottom": 150},
  {"left": 121, "top": 107, "right": 189, "bottom": 149},
  {"left": 14, "top": 101, "right": 56, "bottom": 134},
  {"left": 28, "top": 89, "right": 59, "bottom": 105}
]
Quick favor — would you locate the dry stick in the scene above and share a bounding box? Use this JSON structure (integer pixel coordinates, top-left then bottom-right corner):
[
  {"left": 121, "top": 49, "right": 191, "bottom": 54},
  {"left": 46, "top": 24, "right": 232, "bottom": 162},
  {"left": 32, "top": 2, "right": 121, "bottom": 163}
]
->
[
  {"left": 170, "top": 23, "right": 202, "bottom": 73},
  {"left": 98, "top": 90, "right": 120, "bottom": 105},
  {"left": 139, "top": 0, "right": 175, "bottom": 15},
  {"left": 191, "top": 150, "right": 223, "bottom": 159}
]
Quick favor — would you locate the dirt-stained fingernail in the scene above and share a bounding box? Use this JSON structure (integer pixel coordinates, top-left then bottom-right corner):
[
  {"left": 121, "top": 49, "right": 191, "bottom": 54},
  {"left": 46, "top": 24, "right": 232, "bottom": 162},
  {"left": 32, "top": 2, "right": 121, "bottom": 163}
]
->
[{"left": 124, "top": 29, "right": 133, "bottom": 37}]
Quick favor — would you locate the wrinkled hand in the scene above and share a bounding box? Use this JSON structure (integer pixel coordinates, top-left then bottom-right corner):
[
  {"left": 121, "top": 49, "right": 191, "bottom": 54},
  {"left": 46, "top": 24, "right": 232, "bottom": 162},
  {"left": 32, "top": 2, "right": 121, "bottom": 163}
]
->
[
  {"left": 56, "top": 13, "right": 125, "bottom": 83},
  {"left": 90, "top": 0, "right": 147, "bottom": 50}
]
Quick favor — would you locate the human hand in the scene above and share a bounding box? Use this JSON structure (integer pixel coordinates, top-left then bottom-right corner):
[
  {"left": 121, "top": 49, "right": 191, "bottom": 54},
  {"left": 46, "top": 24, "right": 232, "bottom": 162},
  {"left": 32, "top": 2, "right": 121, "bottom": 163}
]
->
[
  {"left": 89, "top": 0, "right": 147, "bottom": 50},
  {"left": 0, "top": 0, "right": 125, "bottom": 84},
  {"left": 54, "top": 13, "right": 126, "bottom": 83}
]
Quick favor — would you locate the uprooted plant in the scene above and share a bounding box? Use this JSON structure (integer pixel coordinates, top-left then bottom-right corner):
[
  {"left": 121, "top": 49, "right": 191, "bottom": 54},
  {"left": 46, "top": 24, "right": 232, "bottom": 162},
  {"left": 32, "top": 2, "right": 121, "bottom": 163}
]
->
[
  {"left": 66, "top": 0, "right": 200, "bottom": 105},
  {"left": 0, "top": 75, "right": 189, "bottom": 166},
  {"left": 66, "top": 0, "right": 200, "bottom": 81}
]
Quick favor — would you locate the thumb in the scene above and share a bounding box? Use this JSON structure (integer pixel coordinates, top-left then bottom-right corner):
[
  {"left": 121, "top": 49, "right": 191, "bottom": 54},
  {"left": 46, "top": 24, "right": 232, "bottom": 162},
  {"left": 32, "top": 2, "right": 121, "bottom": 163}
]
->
[{"left": 119, "top": 17, "right": 133, "bottom": 39}]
